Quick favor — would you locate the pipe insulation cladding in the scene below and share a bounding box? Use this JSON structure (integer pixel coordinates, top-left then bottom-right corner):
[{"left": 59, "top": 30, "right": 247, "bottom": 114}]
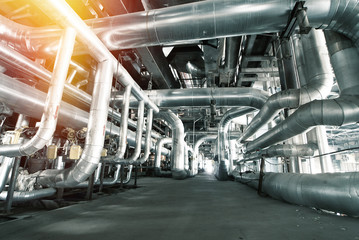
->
[{"left": 236, "top": 172, "right": 359, "bottom": 217}]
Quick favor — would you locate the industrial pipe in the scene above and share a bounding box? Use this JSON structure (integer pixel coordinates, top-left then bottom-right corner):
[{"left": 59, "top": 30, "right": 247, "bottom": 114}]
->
[
  {"left": 154, "top": 137, "right": 172, "bottom": 177},
  {"left": 236, "top": 172, "right": 359, "bottom": 217},
  {"left": 156, "top": 110, "right": 187, "bottom": 180},
  {"left": 0, "top": 27, "right": 76, "bottom": 157},
  {"left": 241, "top": 29, "right": 333, "bottom": 141},
  {"left": 217, "top": 108, "right": 255, "bottom": 180},
  {"left": 242, "top": 143, "right": 318, "bottom": 161},
  {"left": 31, "top": 0, "right": 159, "bottom": 113},
  {"left": 37, "top": 60, "right": 113, "bottom": 188},
  {"left": 0, "top": 157, "right": 14, "bottom": 193},
  {"left": 136, "top": 109, "right": 154, "bottom": 165},
  {"left": 245, "top": 31, "right": 359, "bottom": 152},
  {"left": 113, "top": 88, "right": 269, "bottom": 109},
  {"left": 0, "top": 188, "right": 57, "bottom": 202}
]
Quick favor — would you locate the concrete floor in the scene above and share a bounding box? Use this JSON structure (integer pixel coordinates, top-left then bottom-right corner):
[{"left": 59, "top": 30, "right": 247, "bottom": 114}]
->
[{"left": 0, "top": 173, "right": 358, "bottom": 240}]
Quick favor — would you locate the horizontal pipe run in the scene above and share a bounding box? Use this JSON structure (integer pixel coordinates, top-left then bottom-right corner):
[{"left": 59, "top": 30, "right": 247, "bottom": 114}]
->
[
  {"left": 236, "top": 172, "right": 359, "bottom": 217},
  {"left": 113, "top": 88, "right": 269, "bottom": 109},
  {"left": 0, "top": 188, "right": 57, "bottom": 202}
]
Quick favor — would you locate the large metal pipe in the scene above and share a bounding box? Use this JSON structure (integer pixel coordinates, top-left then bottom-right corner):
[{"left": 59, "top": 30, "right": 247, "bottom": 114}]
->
[
  {"left": 241, "top": 29, "right": 333, "bottom": 142},
  {"left": 236, "top": 172, "right": 359, "bottom": 217},
  {"left": 156, "top": 110, "right": 187, "bottom": 180},
  {"left": 114, "top": 88, "right": 269, "bottom": 109},
  {"left": 217, "top": 108, "right": 255, "bottom": 181},
  {"left": 154, "top": 137, "right": 172, "bottom": 177},
  {"left": 31, "top": 0, "right": 159, "bottom": 113},
  {"left": 115, "top": 86, "right": 132, "bottom": 160},
  {"left": 0, "top": 72, "right": 169, "bottom": 157},
  {"left": 37, "top": 60, "right": 113, "bottom": 188},
  {"left": 0, "top": 42, "right": 161, "bottom": 139},
  {"left": 220, "top": 37, "right": 241, "bottom": 86},
  {"left": 2, "top": 1, "right": 359, "bottom": 54},
  {"left": 0, "top": 27, "right": 76, "bottom": 157},
  {"left": 116, "top": 100, "right": 145, "bottom": 164},
  {"left": 242, "top": 143, "right": 317, "bottom": 161},
  {"left": 136, "top": 109, "right": 154, "bottom": 165},
  {"left": 0, "top": 157, "right": 14, "bottom": 192},
  {"left": 0, "top": 188, "right": 57, "bottom": 202},
  {"left": 245, "top": 31, "right": 359, "bottom": 153}
]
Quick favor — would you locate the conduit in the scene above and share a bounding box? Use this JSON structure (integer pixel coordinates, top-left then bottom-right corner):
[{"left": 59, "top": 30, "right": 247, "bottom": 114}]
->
[
  {"left": 236, "top": 172, "right": 359, "bottom": 217},
  {"left": 217, "top": 108, "right": 255, "bottom": 180},
  {"left": 245, "top": 31, "right": 359, "bottom": 153},
  {"left": 156, "top": 110, "right": 187, "bottom": 180},
  {"left": 0, "top": 27, "right": 76, "bottom": 157},
  {"left": 241, "top": 29, "right": 333, "bottom": 142}
]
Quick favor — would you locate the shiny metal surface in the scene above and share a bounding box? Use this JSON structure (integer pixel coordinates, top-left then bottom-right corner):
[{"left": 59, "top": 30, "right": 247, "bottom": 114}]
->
[
  {"left": 241, "top": 29, "right": 333, "bottom": 142},
  {"left": 117, "top": 101, "right": 145, "bottom": 164},
  {"left": 31, "top": 0, "right": 159, "bottom": 113},
  {"left": 0, "top": 157, "right": 14, "bottom": 193},
  {"left": 136, "top": 109, "right": 154, "bottom": 165},
  {"left": 154, "top": 137, "right": 172, "bottom": 177},
  {"left": 114, "top": 88, "right": 269, "bottom": 109},
  {"left": 0, "top": 28, "right": 76, "bottom": 157},
  {"left": 218, "top": 108, "right": 255, "bottom": 177},
  {"left": 0, "top": 188, "right": 57, "bottom": 202},
  {"left": 156, "top": 110, "right": 187, "bottom": 180},
  {"left": 245, "top": 32, "right": 359, "bottom": 152},
  {"left": 38, "top": 60, "right": 113, "bottom": 187},
  {"left": 115, "top": 86, "right": 132, "bottom": 160},
  {"left": 236, "top": 172, "right": 359, "bottom": 217},
  {"left": 243, "top": 143, "right": 317, "bottom": 161}
]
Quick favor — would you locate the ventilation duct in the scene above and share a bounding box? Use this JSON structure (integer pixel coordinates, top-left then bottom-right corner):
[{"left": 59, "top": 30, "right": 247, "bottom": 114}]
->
[
  {"left": 236, "top": 172, "right": 359, "bottom": 217},
  {"left": 245, "top": 31, "right": 359, "bottom": 153},
  {"left": 241, "top": 29, "right": 333, "bottom": 142},
  {"left": 156, "top": 110, "right": 187, "bottom": 180}
]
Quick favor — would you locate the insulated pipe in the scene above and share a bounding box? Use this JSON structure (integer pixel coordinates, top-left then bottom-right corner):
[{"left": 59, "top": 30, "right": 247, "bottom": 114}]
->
[
  {"left": 0, "top": 71, "right": 169, "bottom": 156},
  {"left": 221, "top": 37, "right": 241, "bottom": 85},
  {"left": 242, "top": 143, "right": 318, "bottom": 161},
  {"left": 156, "top": 110, "right": 187, "bottom": 179},
  {"left": 0, "top": 27, "right": 76, "bottom": 157},
  {"left": 217, "top": 108, "right": 255, "bottom": 180},
  {"left": 0, "top": 157, "right": 14, "bottom": 192},
  {"left": 114, "top": 88, "right": 269, "bottom": 109},
  {"left": 136, "top": 109, "right": 154, "bottom": 165},
  {"left": 31, "top": 0, "right": 159, "bottom": 113},
  {"left": 241, "top": 29, "right": 333, "bottom": 142},
  {"left": 115, "top": 86, "right": 132, "bottom": 160},
  {"left": 194, "top": 135, "right": 217, "bottom": 160},
  {"left": 116, "top": 100, "right": 145, "bottom": 164},
  {"left": 154, "top": 137, "right": 172, "bottom": 177},
  {"left": 37, "top": 60, "right": 113, "bottom": 188},
  {"left": 0, "top": 43, "right": 160, "bottom": 140},
  {"left": 0, "top": 188, "right": 57, "bottom": 202},
  {"left": 3, "top": 1, "right": 359, "bottom": 55},
  {"left": 236, "top": 172, "right": 359, "bottom": 217},
  {"left": 245, "top": 32, "right": 359, "bottom": 153}
]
